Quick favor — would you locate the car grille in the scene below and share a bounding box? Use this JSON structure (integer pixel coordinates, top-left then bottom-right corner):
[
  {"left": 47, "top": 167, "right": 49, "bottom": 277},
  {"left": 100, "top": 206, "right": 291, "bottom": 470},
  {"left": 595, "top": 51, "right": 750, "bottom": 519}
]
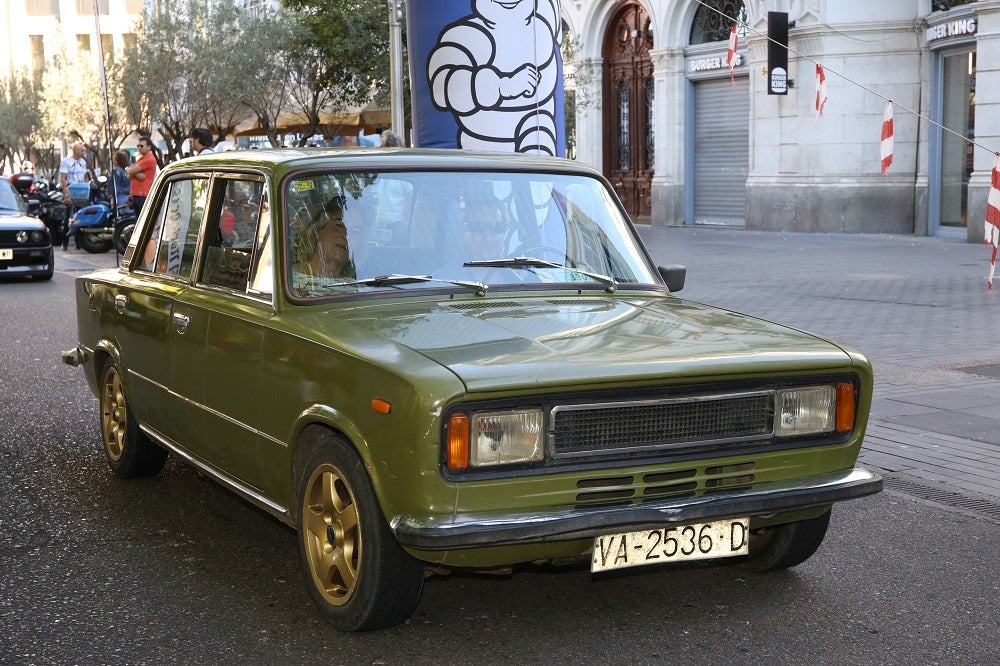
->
[{"left": 550, "top": 392, "right": 773, "bottom": 459}]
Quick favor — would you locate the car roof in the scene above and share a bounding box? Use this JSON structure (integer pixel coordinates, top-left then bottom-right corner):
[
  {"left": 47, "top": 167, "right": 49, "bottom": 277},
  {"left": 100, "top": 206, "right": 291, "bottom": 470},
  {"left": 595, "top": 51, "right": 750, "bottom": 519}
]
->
[{"left": 162, "top": 148, "right": 604, "bottom": 180}]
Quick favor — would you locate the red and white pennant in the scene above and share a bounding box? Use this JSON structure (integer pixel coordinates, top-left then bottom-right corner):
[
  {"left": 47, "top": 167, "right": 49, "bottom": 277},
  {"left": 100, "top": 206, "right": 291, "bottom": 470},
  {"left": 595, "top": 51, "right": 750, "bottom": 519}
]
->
[
  {"left": 986, "top": 152, "right": 1000, "bottom": 290},
  {"left": 880, "top": 102, "right": 894, "bottom": 175},
  {"left": 815, "top": 65, "right": 828, "bottom": 116},
  {"left": 725, "top": 25, "right": 738, "bottom": 85}
]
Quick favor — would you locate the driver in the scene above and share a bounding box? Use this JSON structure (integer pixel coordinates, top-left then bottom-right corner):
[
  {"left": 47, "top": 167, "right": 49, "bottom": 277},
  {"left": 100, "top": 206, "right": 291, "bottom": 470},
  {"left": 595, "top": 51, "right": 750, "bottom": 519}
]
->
[{"left": 460, "top": 197, "right": 509, "bottom": 262}]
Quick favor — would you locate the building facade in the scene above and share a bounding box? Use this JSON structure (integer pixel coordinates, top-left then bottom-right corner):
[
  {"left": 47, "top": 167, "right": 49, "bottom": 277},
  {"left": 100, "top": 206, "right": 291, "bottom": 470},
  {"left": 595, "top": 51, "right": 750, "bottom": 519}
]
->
[
  {"left": 562, "top": 0, "right": 999, "bottom": 242},
  {"left": 1, "top": 0, "right": 142, "bottom": 86}
]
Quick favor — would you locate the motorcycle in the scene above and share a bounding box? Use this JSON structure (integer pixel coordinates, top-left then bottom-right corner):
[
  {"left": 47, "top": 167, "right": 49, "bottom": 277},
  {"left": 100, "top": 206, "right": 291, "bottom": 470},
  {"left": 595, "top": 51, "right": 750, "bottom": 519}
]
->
[
  {"left": 13, "top": 177, "right": 68, "bottom": 245},
  {"left": 66, "top": 177, "right": 136, "bottom": 254}
]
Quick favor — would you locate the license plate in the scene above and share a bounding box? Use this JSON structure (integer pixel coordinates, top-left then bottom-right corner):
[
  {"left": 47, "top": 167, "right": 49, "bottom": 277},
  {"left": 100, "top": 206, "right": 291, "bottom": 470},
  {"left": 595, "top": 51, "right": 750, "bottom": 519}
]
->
[
  {"left": 591, "top": 518, "right": 749, "bottom": 573},
  {"left": 0, "top": 249, "right": 11, "bottom": 261}
]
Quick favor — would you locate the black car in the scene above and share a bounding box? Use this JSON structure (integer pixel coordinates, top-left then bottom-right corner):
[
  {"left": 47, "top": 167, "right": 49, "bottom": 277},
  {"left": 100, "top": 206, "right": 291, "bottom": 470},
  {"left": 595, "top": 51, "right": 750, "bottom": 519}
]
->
[{"left": 0, "top": 178, "right": 54, "bottom": 280}]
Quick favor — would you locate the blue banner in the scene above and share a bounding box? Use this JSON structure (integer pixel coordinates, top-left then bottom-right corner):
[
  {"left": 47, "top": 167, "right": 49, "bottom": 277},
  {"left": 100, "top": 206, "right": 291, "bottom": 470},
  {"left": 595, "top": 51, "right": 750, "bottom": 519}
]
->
[{"left": 406, "top": 0, "right": 565, "bottom": 157}]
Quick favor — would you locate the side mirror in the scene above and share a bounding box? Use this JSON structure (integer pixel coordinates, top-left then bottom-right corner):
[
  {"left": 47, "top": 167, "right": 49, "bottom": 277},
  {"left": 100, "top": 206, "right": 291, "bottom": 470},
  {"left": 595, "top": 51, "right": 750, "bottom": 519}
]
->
[{"left": 657, "top": 265, "right": 686, "bottom": 293}]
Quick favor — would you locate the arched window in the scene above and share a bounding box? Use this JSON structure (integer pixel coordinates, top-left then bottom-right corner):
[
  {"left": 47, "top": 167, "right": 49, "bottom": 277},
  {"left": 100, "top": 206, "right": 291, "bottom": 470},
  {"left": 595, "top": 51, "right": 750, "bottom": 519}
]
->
[{"left": 689, "top": 1, "right": 747, "bottom": 45}]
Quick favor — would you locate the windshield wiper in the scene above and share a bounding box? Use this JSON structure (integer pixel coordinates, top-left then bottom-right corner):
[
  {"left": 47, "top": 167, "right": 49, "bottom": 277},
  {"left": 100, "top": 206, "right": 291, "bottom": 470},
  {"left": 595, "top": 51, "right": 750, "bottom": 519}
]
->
[
  {"left": 339, "top": 273, "right": 488, "bottom": 296},
  {"left": 464, "top": 257, "right": 618, "bottom": 293}
]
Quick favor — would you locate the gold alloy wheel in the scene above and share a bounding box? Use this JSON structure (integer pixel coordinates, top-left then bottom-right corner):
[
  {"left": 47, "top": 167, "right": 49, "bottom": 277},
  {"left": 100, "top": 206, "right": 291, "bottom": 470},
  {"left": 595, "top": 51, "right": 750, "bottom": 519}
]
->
[
  {"left": 302, "top": 463, "right": 361, "bottom": 606},
  {"left": 101, "top": 367, "right": 127, "bottom": 462}
]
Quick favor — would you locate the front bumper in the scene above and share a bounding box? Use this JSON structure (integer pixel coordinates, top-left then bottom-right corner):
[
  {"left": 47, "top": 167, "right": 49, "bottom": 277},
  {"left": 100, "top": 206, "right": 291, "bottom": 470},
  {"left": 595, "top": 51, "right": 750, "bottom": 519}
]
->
[{"left": 391, "top": 466, "right": 882, "bottom": 550}]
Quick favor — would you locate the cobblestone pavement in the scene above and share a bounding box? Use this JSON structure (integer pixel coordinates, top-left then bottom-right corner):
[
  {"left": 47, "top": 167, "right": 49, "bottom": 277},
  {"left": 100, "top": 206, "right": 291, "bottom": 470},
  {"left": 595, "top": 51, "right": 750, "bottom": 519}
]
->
[{"left": 639, "top": 226, "right": 1000, "bottom": 508}]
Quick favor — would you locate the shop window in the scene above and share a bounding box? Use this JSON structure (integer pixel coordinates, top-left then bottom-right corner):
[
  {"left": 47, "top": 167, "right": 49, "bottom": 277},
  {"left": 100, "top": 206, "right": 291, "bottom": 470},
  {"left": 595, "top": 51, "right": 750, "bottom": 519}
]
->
[{"left": 690, "top": 1, "right": 746, "bottom": 45}]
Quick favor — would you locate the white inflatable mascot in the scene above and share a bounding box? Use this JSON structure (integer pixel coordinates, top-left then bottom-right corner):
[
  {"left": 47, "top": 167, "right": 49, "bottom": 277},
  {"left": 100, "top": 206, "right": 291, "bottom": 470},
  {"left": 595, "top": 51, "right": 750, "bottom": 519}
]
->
[{"left": 427, "top": 0, "right": 561, "bottom": 155}]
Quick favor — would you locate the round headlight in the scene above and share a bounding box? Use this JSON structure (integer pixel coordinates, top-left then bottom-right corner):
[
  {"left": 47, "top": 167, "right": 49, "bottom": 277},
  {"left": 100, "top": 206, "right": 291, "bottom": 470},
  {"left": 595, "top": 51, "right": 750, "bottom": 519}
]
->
[
  {"left": 31, "top": 230, "right": 46, "bottom": 243},
  {"left": 16, "top": 231, "right": 28, "bottom": 243}
]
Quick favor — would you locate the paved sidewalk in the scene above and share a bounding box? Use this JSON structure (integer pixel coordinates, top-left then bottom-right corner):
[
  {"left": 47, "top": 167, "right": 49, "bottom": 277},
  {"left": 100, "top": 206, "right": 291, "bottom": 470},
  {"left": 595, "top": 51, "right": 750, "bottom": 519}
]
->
[{"left": 638, "top": 226, "right": 1000, "bottom": 505}]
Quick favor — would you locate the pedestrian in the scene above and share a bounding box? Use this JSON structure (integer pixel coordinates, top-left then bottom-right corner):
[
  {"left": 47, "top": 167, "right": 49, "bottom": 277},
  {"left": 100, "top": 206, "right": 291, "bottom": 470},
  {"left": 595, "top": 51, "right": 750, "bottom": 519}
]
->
[
  {"left": 127, "top": 136, "right": 157, "bottom": 214},
  {"left": 380, "top": 130, "right": 403, "bottom": 147},
  {"left": 59, "top": 142, "right": 88, "bottom": 250},
  {"left": 191, "top": 128, "right": 215, "bottom": 155},
  {"left": 111, "top": 150, "right": 131, "bottom": 208}
]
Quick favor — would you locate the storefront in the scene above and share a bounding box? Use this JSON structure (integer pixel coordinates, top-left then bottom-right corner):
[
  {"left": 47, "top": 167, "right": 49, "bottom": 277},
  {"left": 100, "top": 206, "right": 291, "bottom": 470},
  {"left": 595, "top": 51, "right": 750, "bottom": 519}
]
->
[
  {"left": 927, "top": 6, "right": 978, "bottom": 238},
  {"left": 684, "top": 2, "right": 749, "bottom": 226}
]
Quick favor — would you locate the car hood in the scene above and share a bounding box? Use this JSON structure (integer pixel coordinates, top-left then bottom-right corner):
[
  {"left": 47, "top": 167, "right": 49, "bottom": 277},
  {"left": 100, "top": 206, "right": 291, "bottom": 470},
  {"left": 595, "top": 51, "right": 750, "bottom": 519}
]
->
[
  {"left": 0, "top": 213, "right": 46, "bottom": 230},
  {"left": 310, "top": 294, "right": 857, "bottom": 393}
]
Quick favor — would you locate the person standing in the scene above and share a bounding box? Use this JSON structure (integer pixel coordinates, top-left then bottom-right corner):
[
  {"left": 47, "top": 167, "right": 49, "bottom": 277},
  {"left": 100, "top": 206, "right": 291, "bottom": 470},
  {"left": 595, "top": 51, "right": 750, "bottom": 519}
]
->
[
  {"left": 111, "top": 151, "right": 131, "bottom": 208},
  {"left": 191, "top": 128, "right": 215, "bottom": 155},
  {"left": 59, "top": 142, "right": 88, "bottom": 250},
  {"left": 127, "top": 136, "right": 157, "bottom": 214}
]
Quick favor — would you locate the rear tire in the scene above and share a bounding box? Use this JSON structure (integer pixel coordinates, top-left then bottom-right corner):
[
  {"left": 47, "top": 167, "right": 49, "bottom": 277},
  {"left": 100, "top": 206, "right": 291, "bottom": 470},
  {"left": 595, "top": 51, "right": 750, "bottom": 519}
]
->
[
  {"left": 741, "top": 509, "right": 832, "bottom": 572},
  {"left": 296, "top": 433, "right": 424, "bottom": 631},
  {"left": 99, "top": 360, "right": 167, "bottom": 478}
]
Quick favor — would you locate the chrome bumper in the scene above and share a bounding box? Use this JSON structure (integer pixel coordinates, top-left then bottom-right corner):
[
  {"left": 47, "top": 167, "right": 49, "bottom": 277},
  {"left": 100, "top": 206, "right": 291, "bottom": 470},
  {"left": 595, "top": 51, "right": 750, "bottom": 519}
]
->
[
  {"left": 391, "top": 467, "right": 882, "bottom": 550},
  {"left": 61, "top": 345, "right": 89, "bottom": 367}
]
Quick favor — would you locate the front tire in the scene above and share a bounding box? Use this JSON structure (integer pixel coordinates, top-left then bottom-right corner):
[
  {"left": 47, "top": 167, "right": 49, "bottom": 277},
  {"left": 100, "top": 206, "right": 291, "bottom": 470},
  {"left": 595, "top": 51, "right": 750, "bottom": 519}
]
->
[
  {"left": 741, "top": 509, "right": 832, "bottom": 572},
  {"left": 78, "top": 231, "right": 113, "bottom": 254},
  {"left": 99, "top": 360, "right": 167, "bottom": 478},
  {"left": 296, "top": 433, "right": 424, "bottom": 631}
]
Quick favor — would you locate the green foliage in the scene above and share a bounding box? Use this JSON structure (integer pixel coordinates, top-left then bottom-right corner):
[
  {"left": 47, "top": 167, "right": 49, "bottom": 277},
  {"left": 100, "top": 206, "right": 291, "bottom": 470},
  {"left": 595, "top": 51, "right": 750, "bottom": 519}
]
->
[{"left": 0, "top": 71, "right": 42, "bottom": 173}]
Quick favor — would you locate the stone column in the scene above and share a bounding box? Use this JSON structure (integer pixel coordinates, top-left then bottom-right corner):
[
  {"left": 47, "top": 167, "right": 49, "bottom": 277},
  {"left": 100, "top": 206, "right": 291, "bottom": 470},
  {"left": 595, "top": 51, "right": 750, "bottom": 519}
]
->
[{"left": 649, "top": 47, "right": 686, "bottom": 227}]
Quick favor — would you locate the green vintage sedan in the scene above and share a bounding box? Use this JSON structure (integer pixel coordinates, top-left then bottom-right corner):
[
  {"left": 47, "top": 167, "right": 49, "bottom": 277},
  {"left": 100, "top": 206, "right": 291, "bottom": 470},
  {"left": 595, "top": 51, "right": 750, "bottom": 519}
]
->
[{"left": 64, "top": 148, "right": 881, "bottom": 630}]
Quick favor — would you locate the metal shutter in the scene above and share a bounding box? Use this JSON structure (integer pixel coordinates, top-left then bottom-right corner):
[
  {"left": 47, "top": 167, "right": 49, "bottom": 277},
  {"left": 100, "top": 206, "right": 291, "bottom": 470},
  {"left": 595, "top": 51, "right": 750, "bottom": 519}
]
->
[{"left": 693, "top": 78, "right": 749, "bottom": 225}]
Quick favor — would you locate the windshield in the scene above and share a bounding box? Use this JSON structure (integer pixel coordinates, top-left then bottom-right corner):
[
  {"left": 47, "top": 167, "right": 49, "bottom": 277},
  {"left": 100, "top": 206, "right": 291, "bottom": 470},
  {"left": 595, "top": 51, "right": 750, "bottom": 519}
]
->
[
  {"left": 0, "top": 181, "right": 27, "bottom": 215},
  {"left": 283, "top": 169, "right": 658, "bottom": 298}
]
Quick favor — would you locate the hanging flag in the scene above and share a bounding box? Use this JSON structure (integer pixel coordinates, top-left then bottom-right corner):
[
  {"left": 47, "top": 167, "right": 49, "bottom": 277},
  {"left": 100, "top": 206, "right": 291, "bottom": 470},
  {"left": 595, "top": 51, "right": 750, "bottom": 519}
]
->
[
  {"left": 815, "top": 64, "right": 828, "bottom": 116},
  {"left": 880, "top": 102, "right": 894, "bottom": 175},
  {"left": 725, "top": 24, "right": 738, "bottom": 86},
  {"left": 985, "top": 153, "right": 1000, "bottom": 290}
]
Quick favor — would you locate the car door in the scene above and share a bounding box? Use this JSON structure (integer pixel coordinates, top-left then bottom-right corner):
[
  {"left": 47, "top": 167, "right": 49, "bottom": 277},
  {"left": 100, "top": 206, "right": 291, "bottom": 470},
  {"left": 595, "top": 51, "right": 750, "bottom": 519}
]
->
[
  {"left": 128, "top": 174, "right": 211, "bottom": 451},
  {"left": 172, "top": 175, "right": 277, "bottom": 493}
]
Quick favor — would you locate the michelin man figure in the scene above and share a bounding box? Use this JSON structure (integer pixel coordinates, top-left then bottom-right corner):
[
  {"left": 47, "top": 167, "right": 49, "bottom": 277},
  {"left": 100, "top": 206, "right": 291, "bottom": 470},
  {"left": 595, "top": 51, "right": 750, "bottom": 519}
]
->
[{"left": 427, "top": 0, "right": 562, "bottom": 155}]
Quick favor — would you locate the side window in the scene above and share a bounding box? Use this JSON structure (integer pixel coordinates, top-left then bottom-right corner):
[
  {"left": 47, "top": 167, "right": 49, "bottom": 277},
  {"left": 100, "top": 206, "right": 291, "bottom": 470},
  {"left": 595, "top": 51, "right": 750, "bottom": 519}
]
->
[
  {"left": 143, "top": 177, "right": 209, "bottom": 278},
  {"left": 200, "top": 177, "right": 270, "bottom": 296}
]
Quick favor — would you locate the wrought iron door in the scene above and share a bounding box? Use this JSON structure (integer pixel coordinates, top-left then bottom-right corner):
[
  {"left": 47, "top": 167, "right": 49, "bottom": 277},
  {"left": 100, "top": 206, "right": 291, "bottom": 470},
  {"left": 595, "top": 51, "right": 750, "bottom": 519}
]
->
[{"left": 603, "top": 2, "right": 653, "bottom": 220}]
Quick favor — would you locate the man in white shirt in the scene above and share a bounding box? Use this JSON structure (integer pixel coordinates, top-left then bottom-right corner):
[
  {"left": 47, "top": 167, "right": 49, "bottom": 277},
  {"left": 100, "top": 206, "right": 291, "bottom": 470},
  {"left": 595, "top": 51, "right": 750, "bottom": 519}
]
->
[{"left": 59, "top": 142, "right": 89, "bottom": 250}]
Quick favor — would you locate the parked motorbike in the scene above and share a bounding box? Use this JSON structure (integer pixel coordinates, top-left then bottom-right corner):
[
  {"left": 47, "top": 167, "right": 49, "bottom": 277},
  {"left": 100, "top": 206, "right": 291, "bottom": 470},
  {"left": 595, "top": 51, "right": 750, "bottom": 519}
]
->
[
  {"left": 66, "top": 177, "right": 136, "bottom": 254},
  {"left": 15, "top": 178, "right": 68, "bottom": 245},
  {"left": 28, "top": 180, "right": 66, "bottom": 243}
]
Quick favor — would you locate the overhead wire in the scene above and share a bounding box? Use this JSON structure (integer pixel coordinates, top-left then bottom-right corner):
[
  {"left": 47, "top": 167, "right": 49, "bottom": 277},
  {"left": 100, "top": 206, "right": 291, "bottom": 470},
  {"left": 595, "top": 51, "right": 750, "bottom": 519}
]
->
[{"left": 690, "top": 0, "right": 997, "bottom": 157}]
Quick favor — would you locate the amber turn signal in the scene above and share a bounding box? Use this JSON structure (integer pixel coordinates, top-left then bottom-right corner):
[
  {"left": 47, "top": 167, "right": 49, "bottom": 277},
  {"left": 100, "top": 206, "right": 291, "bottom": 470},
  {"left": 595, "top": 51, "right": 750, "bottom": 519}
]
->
[
  {"left": 835, "top": 382, "right": 855, "bottom": 432},
  {"left": 371, "top": 398, "right": 392, "bottom": 414},
  {"left": 447, "top": 414, "right": 470, "bottom": 470}
]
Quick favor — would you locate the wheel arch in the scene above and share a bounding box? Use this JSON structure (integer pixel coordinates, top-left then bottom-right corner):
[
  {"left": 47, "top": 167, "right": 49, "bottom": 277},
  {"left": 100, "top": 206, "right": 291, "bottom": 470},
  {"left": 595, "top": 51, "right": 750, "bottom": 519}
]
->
[{"left": 288, "top": 408, "right": 384, "bottom": 524}]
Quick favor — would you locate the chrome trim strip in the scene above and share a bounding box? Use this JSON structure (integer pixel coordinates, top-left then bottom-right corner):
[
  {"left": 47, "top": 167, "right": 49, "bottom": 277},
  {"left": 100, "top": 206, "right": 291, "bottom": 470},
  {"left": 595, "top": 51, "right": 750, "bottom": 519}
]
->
[
  {"left": 140, "top": 424, "right": 290, "bottom": 521},
  {"left": 391, "top": 467, "right": 882, "bottom": 550},
  {"left": 126, "top": 368, "right": 287, "bottom": 449}
]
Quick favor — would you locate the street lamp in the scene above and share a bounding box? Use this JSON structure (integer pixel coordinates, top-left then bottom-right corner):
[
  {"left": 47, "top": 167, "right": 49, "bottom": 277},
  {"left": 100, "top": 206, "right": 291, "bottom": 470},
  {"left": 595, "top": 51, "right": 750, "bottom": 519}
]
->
[{"left": 388, "top": 0, "right": 404, "bottom": 142}]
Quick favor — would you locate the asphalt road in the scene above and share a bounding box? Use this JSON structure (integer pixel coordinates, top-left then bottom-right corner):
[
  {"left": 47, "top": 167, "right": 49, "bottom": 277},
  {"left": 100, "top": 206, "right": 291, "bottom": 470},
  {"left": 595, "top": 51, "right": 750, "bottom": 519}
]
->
[{"left": 1, "top": 251, "right": 998, "bottom": 665}]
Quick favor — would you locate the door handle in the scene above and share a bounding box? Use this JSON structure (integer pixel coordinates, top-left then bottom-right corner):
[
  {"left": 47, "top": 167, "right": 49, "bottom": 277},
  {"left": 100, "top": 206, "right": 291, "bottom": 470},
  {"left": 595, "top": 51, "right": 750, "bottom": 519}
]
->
[
  {"left": 172, "top": 312, "right": 190, "bottom": 333},
  {"left": 114, "top": 294, "right": 127, "bottom": 314}
]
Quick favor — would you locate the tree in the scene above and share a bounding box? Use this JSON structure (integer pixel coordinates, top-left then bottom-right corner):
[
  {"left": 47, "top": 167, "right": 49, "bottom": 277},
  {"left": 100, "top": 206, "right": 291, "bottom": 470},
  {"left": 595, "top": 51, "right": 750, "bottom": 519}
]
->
[
  {"left": 282, "top": 0, "right": 399, "bottom": 138},
  {"left": 0, "top": 71, "right": 42, "bottom": 174},
  {"left": 38, "top": 29, "right": 108, "bottom": 169}
]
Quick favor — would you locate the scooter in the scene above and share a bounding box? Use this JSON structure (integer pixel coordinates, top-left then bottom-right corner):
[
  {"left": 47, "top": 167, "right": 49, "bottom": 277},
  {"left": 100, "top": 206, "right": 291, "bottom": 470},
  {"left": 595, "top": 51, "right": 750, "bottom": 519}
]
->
[{"left": 65, "top": 177, "right": 135, "bottom": 254}]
